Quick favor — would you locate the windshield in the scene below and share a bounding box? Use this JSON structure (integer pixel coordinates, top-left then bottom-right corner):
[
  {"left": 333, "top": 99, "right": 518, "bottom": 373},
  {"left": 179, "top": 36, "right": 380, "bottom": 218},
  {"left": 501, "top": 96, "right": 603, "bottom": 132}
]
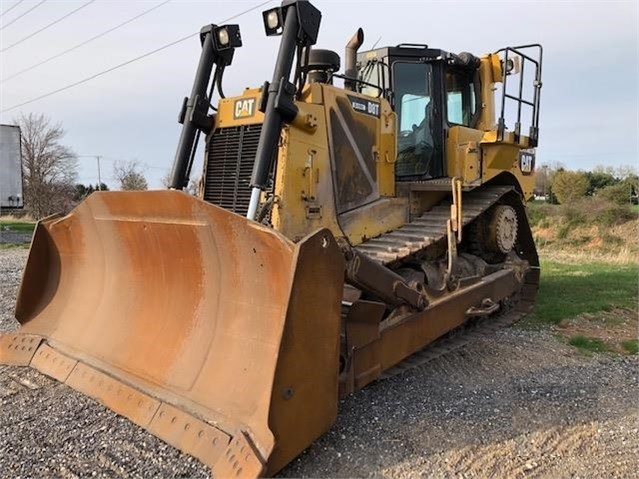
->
[
  {"left": 392, "top": 62, "right": 434, "bottom": 177},
  {"left": 360, "top": 59, "right": 382, "bottom": 98}
]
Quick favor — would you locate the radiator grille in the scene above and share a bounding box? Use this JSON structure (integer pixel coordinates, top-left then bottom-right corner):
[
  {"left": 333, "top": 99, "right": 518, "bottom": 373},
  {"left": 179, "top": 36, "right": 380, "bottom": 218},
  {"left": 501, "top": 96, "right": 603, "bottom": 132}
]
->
[{"left": 203, "top": 124, "right": 262, "bottom": 214}]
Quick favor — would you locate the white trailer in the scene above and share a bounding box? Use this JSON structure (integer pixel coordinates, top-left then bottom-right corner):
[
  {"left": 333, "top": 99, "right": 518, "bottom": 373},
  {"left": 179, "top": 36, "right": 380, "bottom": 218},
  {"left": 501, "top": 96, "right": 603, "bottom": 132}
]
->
[{"left": 0, "top": 124, "right": 23, "bottom": 210}]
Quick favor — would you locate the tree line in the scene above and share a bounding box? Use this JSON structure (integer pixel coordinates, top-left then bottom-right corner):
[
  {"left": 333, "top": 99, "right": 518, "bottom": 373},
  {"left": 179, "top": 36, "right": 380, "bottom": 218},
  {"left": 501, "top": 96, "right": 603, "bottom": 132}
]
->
[
  {"left": 11, "top": 112, "right": 637, "bottom": 220},
  {"left": 16, "top": 113, "right": 151, "bottom": 219},
  {"left": 534, "top": 163, "right": 638, "bottom": 205}
]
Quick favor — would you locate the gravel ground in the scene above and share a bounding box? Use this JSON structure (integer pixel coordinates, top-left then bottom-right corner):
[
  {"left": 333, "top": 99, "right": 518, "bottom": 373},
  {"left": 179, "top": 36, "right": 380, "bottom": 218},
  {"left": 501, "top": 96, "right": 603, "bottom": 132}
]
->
[
  {"left": 0, "top": 231, "right": 32, "bottom": 244},
  {"left": 1, "top": 248, "right": 637, "bottom": 478}
]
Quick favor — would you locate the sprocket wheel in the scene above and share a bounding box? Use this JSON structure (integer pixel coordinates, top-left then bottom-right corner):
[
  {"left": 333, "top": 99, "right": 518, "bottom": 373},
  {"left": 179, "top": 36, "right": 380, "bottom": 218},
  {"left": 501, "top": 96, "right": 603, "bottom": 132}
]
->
[{"left": 486, "top": 204, "right": 518, "bottom": 254}]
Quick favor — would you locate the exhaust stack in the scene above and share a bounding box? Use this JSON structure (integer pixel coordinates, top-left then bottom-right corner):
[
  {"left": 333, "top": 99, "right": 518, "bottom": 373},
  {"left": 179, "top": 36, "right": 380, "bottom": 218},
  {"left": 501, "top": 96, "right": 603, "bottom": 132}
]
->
[{"left": 344, "top": 28, "right": 364, "bottom": 91}]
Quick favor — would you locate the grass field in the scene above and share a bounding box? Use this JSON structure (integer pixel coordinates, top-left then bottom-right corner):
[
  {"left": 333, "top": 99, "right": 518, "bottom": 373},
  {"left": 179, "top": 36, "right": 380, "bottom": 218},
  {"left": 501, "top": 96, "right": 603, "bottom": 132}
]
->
[
  {"left": 521, "top": 259, "right": 638, "bottom": 355},
  {"left": 524, "top": 198, "right": 638, "bottom": 354},
  {"left": 526, "top": 260, "right": 638, "bottom": 326},
  {"left": 0, "top": 218, "right": 36, "bottom": 234},
  {"left": 0, "top": 242, "right": 30, "bottom": 250}
]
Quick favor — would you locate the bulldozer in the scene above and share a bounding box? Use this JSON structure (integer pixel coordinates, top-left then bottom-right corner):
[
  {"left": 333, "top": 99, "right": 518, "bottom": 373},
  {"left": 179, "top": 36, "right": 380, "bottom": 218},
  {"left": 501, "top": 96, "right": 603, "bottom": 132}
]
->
[{"left": 0, "top": 1, "right": 542, "bottom": 476}]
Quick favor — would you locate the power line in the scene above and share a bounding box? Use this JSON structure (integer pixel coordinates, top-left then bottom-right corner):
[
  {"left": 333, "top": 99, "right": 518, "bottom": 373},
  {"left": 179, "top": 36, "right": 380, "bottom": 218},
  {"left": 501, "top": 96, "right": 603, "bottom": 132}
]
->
[
  {"left": 2, "top": 0, "right": 172, "bottom": 83},
  {"left": 79, "top": 154, "right": 172, "bottom": 169},
  {"left": 90, "top": 155, "right": 171, "bottom": 171},
  {"left": 1, "top": 0, "right": 96, "bottom": 53},
  {"left": 1, "top": 33, "right": 197, "bottom": 113},
  {"left": 0, "top": 0, "right": 26, "bottom": 18},
  {"left": 78, "top": 154, "right": 171, "bottom": 189},
  {"left": 0, "top": 0, "right": 46, "bottom": 30},
  {"left": 0, "top": 0, "right": 274, "bottom": 114}
]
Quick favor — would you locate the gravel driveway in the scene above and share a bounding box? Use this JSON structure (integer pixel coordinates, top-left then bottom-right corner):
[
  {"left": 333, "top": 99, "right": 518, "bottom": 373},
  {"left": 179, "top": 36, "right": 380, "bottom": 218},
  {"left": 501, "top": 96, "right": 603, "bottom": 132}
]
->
[{"left": 1, "top": 248, "right": 637, "bottom": 478}]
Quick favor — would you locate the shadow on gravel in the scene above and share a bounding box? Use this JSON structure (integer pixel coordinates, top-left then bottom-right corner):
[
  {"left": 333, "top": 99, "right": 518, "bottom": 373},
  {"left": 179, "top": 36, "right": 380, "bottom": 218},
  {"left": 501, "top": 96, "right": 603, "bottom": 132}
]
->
[
  {"left": 1, "top": 249, "right": 636, "bottom": 478},
  {"left": 278, "top": 331, "right": 638, "bottom": 478}
]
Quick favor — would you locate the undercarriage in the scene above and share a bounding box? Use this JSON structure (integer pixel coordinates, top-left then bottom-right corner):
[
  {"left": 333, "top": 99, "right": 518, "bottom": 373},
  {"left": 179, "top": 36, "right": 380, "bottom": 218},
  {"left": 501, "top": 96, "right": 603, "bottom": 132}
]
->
[{"left": 339, "top": 185, "right": 540, "bottom": 395}]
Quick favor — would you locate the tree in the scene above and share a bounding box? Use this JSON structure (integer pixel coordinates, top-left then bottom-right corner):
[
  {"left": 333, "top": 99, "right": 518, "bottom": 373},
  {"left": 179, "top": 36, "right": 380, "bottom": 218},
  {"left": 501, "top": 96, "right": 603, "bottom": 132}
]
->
[
  {"left": 622, "top": 173, "right": 638, "bottom": 194},
  {"left": 113, "top": 160, "right": 148, "bottom": 191},
  {"left": 74, "top": 182, "right": 109, "bottom": 201},
  {"left": 598, "top": 182, "right": 633, "bottom": 205},
  {"left": 533, "top": 164, "right": 551, "bottom": 198},
  {"left": 160, "top": 171, "right": 171, "bottom": 189},
  {"left": 16, "top": 113, "right": 78, "bottom": 219},
  {"left": 585, "top": 170, "right": 618, "bottom": 196},
  {"left": 161, "top": 171, "right": 201, "bottom": 195},
  {"left": 615, "top": 164, "right": 638, "bottom": 180},
  {"left": 551, "top": 170, "right": 589, "bottom": 204},
  {"left": 187, "top": 174, "right": 201, "bottom": 196},
  {"left": 544, "top": 165, "right": 565, "bottom": 204}
]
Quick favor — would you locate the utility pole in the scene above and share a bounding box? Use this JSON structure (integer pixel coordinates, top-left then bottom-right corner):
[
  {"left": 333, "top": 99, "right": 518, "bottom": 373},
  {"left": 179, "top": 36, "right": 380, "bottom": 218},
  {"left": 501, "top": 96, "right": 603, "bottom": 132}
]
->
[
  {"left": 78, "top": 155, "right": 105, "bottom": 190},
  {"left": 96, "top": 156, "right": 102, "bottom": 190}
]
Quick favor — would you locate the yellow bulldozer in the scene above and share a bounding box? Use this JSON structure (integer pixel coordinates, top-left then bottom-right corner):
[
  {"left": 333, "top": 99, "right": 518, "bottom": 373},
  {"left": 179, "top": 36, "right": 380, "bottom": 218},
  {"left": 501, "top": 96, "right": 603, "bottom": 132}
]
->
[{"left": 0, "top": 1, "right": 543, "bottom": 476}]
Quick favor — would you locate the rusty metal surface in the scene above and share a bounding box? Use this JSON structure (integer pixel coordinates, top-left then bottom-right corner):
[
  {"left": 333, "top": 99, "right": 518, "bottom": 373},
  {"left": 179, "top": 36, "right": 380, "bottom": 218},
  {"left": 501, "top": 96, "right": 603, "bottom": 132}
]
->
[
  {"left": 344, "top": 268, "right": 523, "bottom": 393},
  {"left": 266, "top": 230, "right": 345, "bottom": 475},
  {"left": 30, "top": 343, "right": 77, "bottom": 382},
  {"left": 212, "top": 431, "right": 265, "bottom": 478},
  {"left": 1, "top": 190, "right": 344, "bottom": 477},
  {"left": 67, "top": 362, "right": 162, "bottom": 429},
  {"left": 0, "top": 333, "right": 42, "bottom": 365},
  {"left": 341, "top": 187, "right": 537, "bottom": 391},
  {"left": 148, "top": 403, "right": 231, "bottom": 469},
  {"left": 346, "top": 251, "right": 426, "bottom": 309},
  {"left": 345, "top": 301, "right": 385, "bottom": 351}
]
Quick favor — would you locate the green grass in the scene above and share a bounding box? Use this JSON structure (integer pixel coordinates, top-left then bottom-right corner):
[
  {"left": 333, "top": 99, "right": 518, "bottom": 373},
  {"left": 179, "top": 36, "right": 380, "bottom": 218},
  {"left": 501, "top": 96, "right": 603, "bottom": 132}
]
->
[
  {"left": 568, "top": 335, "right": 611, "bottom": 353},
  {"left": 0, "top": 221, "right": 35, "bottom": 233},
  {"left": 621, "top": 339, "right": 638, "bottom": 355},
  {"left": 521, "top": 260, "right": 639, "bottom": 328},
  {"left": 0, "top": 242, "right": 30, "bottom": 250}
]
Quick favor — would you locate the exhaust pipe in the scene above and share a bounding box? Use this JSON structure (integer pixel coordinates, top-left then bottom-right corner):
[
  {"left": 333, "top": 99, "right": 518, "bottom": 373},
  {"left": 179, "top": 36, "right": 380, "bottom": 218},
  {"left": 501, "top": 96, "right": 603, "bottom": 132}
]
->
[{"left": 344, "top": 28, "right": 363, "bottom": 91}]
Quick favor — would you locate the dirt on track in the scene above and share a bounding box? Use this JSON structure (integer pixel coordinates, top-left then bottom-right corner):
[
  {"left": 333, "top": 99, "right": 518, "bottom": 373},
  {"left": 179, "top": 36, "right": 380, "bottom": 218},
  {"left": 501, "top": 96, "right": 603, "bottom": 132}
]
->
[{"left": 1, "top": 248, "right": 637, "bottom": 478}]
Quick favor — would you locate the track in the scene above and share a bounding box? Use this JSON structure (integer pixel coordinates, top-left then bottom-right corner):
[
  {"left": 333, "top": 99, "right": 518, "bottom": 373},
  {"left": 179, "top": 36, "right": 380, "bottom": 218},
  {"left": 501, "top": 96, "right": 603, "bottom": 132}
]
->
[
  {"left": 355, "top": 185, "right": 514, "bottom": 264},
  {"left": 354, "top": 184, "right": 540, "bottom": 378},
  {"left": 380, "top": 281, "right": 536, "bottom": 378}
]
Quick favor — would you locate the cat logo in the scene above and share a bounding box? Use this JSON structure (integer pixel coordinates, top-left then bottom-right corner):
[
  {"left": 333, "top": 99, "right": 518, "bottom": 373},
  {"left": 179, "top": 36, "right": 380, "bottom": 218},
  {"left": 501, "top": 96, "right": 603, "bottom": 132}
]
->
[
  {"left": 233, "top": 98, "right": 256, "bottom": 119},
  {"left": 519, "top": 150, "right": 535, "bottom": 176}
]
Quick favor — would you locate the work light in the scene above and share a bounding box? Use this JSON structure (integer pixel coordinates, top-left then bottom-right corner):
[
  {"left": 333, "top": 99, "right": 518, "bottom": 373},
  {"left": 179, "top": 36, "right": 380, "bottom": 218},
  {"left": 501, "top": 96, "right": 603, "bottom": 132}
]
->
[
  {"left": 213, "top": 24, "right": 242, "bottom": 51},
  {"left": 262, "top": 7, "right": 283, "bottom": 36}
]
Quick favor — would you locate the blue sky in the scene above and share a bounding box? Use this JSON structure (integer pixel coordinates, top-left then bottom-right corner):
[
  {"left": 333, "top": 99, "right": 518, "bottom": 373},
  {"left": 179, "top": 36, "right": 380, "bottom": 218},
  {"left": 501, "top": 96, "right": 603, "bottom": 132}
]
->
[{"left": 0, "top": 0, "right": 637, "bottom": 188}]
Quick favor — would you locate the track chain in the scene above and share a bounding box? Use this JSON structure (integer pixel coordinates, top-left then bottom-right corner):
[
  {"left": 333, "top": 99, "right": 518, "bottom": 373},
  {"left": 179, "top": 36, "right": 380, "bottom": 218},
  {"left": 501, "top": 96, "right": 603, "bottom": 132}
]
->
[
  {"left": 379, "top": 289, "right": 536, "bottom": 379},
  {"left": 355, "top": 186, "right": 514, "bottom": 264},
  {"left": 368, "top": 185, "right": 540, "bottom": 379}
]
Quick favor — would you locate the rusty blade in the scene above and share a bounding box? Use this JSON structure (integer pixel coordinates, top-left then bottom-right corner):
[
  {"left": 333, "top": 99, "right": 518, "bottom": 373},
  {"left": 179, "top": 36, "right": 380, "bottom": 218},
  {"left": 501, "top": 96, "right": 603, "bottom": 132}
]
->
[
  {"left": 7, "top": 190, "right": 312, "bottom": 472},
  {"left": 0, "top": 333, "right": 42, "bottom": 365}
]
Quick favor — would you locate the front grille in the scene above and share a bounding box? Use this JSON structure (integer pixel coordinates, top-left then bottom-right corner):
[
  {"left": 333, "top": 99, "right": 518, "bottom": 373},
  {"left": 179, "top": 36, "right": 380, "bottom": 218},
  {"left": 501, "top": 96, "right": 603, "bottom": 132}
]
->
[{"left": 203, "top": 124, "right": 262, "bottom": 214}]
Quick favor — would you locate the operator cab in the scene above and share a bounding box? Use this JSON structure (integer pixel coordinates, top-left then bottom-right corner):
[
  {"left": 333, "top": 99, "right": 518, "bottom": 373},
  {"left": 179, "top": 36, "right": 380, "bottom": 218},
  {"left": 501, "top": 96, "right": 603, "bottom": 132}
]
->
[{"left": 356, "top": 45, "right": 480, "bottom": 181}]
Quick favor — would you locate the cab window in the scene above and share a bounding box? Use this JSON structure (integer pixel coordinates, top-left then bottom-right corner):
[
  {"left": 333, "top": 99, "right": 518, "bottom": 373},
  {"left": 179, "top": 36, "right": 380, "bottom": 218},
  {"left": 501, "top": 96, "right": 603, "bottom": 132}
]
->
[
  {"left": 360, "top": 60, "right": 382, "bottom": 98},
  {"left": 446, "top": 70, "right": 476, "bottom": 126},
  {"left": 393, "top": 62, "right": 435, "bottom": 177}
]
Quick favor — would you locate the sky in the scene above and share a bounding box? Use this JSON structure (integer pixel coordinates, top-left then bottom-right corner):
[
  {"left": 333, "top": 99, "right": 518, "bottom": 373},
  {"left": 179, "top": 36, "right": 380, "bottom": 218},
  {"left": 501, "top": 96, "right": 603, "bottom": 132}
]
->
[{"left": 0, "top": 0, "right": 637, "bottom": 189}]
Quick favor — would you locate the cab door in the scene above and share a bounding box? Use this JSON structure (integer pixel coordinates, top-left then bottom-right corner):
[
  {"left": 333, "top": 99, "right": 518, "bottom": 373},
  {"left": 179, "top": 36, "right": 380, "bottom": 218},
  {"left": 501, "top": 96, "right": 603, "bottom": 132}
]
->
[{"left": 392, "top": 61, "right": 445, "bottom": 180}]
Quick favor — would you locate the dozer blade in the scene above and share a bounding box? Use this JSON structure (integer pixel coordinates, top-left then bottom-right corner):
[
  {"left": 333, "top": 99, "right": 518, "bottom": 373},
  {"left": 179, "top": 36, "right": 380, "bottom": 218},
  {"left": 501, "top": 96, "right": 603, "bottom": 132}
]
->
[{"left": 0, "top": 190, "right": 345, "bottom": 477}]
